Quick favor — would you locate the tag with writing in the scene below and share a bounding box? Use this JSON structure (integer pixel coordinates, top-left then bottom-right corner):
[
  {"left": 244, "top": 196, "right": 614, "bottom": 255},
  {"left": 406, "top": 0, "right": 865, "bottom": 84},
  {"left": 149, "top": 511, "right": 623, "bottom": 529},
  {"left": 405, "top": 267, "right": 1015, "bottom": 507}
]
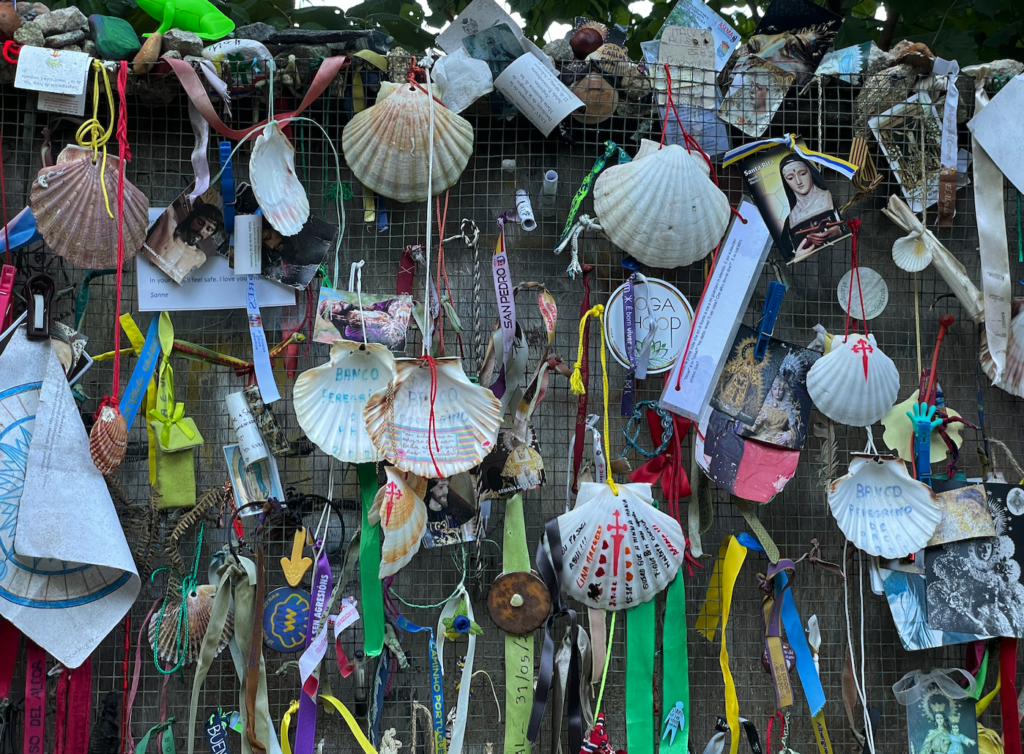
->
[{"left": 15, "top": 47, "right": 91, "bottom": 95}]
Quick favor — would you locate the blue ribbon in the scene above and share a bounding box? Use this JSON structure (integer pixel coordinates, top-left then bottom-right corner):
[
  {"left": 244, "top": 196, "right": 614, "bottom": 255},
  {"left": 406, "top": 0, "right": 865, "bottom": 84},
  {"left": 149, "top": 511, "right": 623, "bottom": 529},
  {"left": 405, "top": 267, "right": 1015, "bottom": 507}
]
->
[
  {"left": 369, "top": 653, "right": 389, "bottom": 747},
  {"left": 737, "top": 532, "right": 827, "bottom": 716},
  {"left": 219, "top": 142, "right": 236, "bottom": 234},
  {"left": 393, "top": 615, "right": 447, "bottom": 754},
  {"left": 204, "top": 711, "right": 230, "bottom": 754},
  {"left": 120, "top": 314, "right": 162, "bottom": 427},
  {"left": 723, "top": 134, "right": 859, "bottom": 181}
]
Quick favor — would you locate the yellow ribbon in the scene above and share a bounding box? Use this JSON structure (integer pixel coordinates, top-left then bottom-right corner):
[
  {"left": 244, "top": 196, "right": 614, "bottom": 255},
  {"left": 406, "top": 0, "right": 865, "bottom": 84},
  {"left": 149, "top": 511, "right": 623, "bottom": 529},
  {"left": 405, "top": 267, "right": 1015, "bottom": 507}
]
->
[
  {"left": 569, "top": 304, "right": 618, "bottom": 494},
  {"left": 147, "top": 403, "right": 195, "bottom": 447},
  {"left": 75, "top": 60, "right": 116, "bottom": 219},
  {"left": 696, "top": 536, "right": 748, "bottom": 754},
  {"left": 280, "top": 697, "right": 377, "bottom": 754},
  {"left": 978, "top": 668, "right": 1001, "bottom": 716}
]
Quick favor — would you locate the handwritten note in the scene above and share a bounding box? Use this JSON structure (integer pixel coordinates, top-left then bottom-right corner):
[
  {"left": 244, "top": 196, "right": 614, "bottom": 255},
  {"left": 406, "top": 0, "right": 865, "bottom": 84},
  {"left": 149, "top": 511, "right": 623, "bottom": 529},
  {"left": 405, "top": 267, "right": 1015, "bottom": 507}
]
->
[
  {"left": 494, "top": 54, "right": 584, "bottom": 136},
  {"left": 226, "top": 390, "right": 270, "bottom": 466},
  {"left": 15, "top": 46, "right": 91, "bottom": 95}
]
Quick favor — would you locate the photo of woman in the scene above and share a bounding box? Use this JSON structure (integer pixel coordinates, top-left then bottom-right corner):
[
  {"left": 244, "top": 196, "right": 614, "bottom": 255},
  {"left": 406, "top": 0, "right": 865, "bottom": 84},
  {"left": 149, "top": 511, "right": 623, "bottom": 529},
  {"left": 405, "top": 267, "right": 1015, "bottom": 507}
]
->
[
  {"left": 142, "top": 191, "right": 227, "bottom": 284},
  {"left": 313, "top": 289, "right": 414, "bottom": 350}
]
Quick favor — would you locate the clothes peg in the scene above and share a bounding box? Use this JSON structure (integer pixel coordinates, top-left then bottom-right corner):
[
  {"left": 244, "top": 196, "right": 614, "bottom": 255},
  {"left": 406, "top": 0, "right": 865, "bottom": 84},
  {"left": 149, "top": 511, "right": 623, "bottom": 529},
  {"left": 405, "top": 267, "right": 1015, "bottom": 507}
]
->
[
  {"left": 754, "top": 281, "right": 786, "bottom": 359},
  {"left": 24, "top": 273, "right": 54, "bottom": 341},
  {"left": 0, "top": 265, "right": 16, "bottom": 330}
]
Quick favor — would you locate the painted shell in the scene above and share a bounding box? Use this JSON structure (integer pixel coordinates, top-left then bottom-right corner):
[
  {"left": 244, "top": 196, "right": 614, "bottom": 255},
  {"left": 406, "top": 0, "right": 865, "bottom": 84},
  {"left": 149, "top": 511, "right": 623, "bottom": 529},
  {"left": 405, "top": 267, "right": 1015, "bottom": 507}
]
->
[
  {"left": 250, "top": 121, "right": 309, "bottom": 236},
  {"left": 550, "top": 481, "right": 685, "bottom": 611},
  {"left": 363, "top": 357, "right": 501, "bottom": 478},
  {"left": 341, "top": 81, "right": 474, "bottom": 203},
  {"left": 29, "top": 145, "right": 149, "bottom": 269},
  {"left": 828, "top": 454, "right": 941, "bottom": 559},
  {"left": 980, "top": 298, "right": 1024, "bottom": 398},
  {"left": 377, "top": 467, "right": 428, "bottom": 577},
  {"left": 89, "top": 405, "right": 127, "bottom": 476},
  {"left": 293, "top": 341, "right": 396, "bottom": 464},
  {"left": 891, "top": 230, "right": 932, "bottom": 272},
  {"left": 806, "top": 333, "right": 900, "bottom": 428},
  {"left": 593, "top": 143, "right": 730, "bottom": 268},
  {"left": 148, "top": 584, "right": 234, "bottom": 666}
]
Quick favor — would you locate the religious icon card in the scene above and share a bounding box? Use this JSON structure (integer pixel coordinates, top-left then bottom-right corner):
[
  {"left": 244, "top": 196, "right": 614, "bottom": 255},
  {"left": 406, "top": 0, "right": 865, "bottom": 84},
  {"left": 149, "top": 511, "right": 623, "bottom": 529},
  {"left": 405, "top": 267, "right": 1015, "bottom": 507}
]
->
[
  {"left": 313, "top": 287, "right": 413, "bottom": 350},
  {"left": 733, "top": 344, "right": 820, "bottom": 450},
  {"left": 141, "top": 186, "right": 230, "bottom": 284},
  {"left": 709, "top": 324, "right": 792, "bottom": 425},
  {"left": 906, "top": 679, "right": 979, "bottom": 754}
]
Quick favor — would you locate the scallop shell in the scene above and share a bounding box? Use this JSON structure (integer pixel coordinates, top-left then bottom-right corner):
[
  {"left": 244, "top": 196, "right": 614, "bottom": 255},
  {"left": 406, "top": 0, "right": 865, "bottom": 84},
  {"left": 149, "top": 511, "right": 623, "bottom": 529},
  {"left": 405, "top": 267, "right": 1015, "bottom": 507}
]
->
[
  {"left": 891, "top": 230, "right": 932, "bottom": 272},
  {"left": 593, "top": 143, "right": 730, "bottom": 268},
  {"left": 341, "top": 81, "right": 474, "bottom": 203},
  {"left": 806, "top": 333, "right": 900, "bottom": 427},
  {"left": 148, "top": 584, "right": 234, "bottom": 666},
  {"left": 980, "top": 298, "right": 1024, "bottom": 398},
  {"left": 89, "top": 405, "right": 127, "bottom": 476},
  {"left": 29, "top": 145, "right": 149, "bottom": 268},
  {"left": 571, "top": 74, "right": 619, "bottom": 125},
  {"left": 827, "top": 454, "right": 941, "bottom": 559},
  {"left": 364, "top": 357, "right": 501, "bottom": 478},
  {"left": 633, "top": 139, "right": 710, "bottom": 175},
  {"left": 294, "top": 341, "right": 396, "bottom": 464},
  {"left": 550, "top": 481, "right": 684, "bottom": 611},
  {"left": 250, "top": 121, "right": 309, "bottom": 236},
  {"left": 378, "top": 467, "right": 428, "bottom": 578}
]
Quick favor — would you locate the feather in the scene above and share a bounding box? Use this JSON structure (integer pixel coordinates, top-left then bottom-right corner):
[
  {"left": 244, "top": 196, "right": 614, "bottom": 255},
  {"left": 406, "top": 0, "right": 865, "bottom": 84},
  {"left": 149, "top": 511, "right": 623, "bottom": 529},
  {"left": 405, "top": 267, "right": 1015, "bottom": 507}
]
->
[
  {"left": 813, "top": 416, "right": 838, "bottom": 495},
  {"left": 88, "top": 692, "right": 120, "bottom": 754}
]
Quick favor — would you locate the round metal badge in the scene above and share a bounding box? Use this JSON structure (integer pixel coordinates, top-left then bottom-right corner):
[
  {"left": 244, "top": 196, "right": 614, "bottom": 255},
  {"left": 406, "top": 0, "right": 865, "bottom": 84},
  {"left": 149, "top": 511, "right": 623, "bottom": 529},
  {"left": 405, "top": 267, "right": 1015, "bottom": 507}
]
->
[
  {"left": 604, "top": 277, "right": 693, "bottom": 374},
  {"left": 837, "top": 268, "right": 888, "bottom": 320},
  {"left": 263, "top": 586, "right": 311, "bottom": 653},
  {"left": 487, "top": 571, "right": 551, "bottom": 635}
]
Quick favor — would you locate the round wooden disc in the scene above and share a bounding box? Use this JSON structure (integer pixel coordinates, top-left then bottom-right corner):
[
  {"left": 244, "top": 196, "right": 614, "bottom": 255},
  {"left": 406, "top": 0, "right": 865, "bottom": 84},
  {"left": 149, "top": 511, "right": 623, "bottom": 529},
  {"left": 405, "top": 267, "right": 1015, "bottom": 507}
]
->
[
  {"left": 487, "top": 571, "right": 551, "bottom": 635},
  {"left": 571, "top": 74, "right": 619, "bottom": 125}
]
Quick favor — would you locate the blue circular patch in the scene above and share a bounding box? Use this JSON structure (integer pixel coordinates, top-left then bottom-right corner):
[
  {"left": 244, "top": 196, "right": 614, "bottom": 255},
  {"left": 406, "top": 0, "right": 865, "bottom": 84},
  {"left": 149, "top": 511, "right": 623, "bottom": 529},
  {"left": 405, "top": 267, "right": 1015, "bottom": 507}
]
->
[{"left": 262, "top": 586, "right": 310, "bottom": 653}]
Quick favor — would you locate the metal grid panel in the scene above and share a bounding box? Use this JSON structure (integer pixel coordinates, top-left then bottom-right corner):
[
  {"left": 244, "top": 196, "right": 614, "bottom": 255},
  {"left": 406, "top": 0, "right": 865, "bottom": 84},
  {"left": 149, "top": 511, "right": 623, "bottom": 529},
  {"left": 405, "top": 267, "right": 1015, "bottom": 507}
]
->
[{"left": 1, "top": 58, "right": 1021, "bottom": 754}]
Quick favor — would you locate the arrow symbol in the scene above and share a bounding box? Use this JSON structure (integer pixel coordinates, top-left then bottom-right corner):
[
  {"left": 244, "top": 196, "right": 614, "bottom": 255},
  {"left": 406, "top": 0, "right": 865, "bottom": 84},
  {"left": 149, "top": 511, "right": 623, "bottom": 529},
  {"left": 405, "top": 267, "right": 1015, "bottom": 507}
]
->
[{"left": 281, "top": 527, "right": 313, "bottom": 587}]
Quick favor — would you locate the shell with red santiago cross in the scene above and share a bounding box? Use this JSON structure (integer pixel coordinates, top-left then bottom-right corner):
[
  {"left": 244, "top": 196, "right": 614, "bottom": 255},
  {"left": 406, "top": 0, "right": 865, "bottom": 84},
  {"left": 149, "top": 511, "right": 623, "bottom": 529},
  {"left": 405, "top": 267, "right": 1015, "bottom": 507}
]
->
[
  {"left": 89, "top": 404, "right": 128, "bottom": 476},
  {"left": 373, "top": 467, "right": 428, "bottom": 578},
  {"left": 806, "top": 332, "right": 900, "bottom": 428}
]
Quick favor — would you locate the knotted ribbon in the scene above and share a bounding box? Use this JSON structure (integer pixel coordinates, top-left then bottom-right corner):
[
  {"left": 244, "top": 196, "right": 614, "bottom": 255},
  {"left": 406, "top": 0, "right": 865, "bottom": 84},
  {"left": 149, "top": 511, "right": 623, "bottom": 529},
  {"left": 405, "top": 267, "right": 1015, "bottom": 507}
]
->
[
  {"left": 723, "top": 134, "right": 859, "bottom": 180},
  {"left": 630, "top": 409, "right": 691, "bottom": 519},
  {"left": 148, "top": 403, "right": 196, "bottom": 448},
  {"left": 892, "top": 668, "right": 977, "bottom": 706},
  {"left": 554, "top": 215, "right": 602, "bottom": 279}
]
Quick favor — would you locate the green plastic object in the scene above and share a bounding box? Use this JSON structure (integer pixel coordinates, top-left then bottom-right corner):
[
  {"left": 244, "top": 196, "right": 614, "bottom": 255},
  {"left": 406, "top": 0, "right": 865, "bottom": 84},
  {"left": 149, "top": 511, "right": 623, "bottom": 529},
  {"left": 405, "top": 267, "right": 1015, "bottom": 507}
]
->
[{"left": 136, "top": 0, "right": 235, "bottom": 41}]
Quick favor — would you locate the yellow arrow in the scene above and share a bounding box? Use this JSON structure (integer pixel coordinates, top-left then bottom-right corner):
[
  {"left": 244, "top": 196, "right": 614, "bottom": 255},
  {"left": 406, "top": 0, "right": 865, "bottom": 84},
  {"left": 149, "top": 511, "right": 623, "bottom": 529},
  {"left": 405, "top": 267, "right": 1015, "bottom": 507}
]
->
[{"left": 281, "top": 527, "right": 313, "bottom": 587}]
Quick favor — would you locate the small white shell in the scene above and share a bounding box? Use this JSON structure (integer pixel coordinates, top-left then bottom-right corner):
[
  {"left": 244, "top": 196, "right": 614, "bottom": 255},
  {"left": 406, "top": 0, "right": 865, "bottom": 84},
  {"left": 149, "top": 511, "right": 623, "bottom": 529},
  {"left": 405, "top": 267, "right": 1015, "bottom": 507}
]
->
[
  {"left": 891, "top": 230, "right": 932, "bottom": 272},
  {"left": 250, "top": 122, "right": 309, "bottom": 236},
  {"left": 363, "top": 357, "right": 501, "bottom": 478},
  {"left": 293, "top": 341, "right": 396, "bottom": 464},
  {"left": 551, "top": 481, "right": 685, "bottom": 611},
  {"left": 828, "top": 454, "right": 941, "bottom": 559},
  {"left": 806, "top": 333, "right": 900, "bottom": 427},
  {"left": 593, "top": 143, "right": 730, "bottom": 268},
  {"left": 377, "top": 467, "right": 428, "bottom": 577},
  {"left": 341, "top": 81, "right": 474, "bottom": 203},
  {"left": 980, "top": 299, "right": 1024, "bottom": 398}
]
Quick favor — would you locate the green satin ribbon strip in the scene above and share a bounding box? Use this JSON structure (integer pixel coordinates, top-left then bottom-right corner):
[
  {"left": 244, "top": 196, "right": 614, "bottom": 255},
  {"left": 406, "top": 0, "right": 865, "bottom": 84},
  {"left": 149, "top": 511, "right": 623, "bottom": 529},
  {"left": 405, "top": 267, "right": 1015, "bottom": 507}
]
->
[
  {"left": 503, "top": 494, "right": 533, "bottom": 754},
  {"left": 358, "top": 463, "right": 384, "bottom": 657},
  {"left": 137, "top": 718, "right": 176, "bottom": 754},
  {"left": 733, "top": 498, "right": 780, "bottom": 564},
  {"left": 661, "top": 570, "right": 689, "bottom": 752},
  {"left": 626, "top": 599, "right": 655, "bottom": 754}
]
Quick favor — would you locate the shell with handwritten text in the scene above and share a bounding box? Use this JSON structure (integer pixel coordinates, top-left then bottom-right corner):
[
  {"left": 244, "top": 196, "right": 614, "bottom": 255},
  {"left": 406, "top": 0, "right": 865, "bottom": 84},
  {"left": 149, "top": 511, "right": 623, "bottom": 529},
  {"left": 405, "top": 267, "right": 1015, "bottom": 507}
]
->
[
  {"left": 806, "top": 333, "right": 900, "bottom": 428},
  {"left": 549, "top": 481, "right": 685, "bottom": 611}
]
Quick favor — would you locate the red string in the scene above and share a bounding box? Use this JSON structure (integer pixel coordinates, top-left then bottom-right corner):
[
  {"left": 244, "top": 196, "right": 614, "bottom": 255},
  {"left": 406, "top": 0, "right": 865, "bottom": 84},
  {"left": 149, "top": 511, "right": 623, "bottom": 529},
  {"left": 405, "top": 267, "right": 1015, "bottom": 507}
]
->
[
  {"left": 674, "top": 244, "right": 722, "bottom": 390},
  {"left": 424, "top": 356, "right": 443, "bottom": 477},
  {"left": 843, "top": 219, "right": 867, "bottom": 341},
  {"left": 766, "top": 711, "right": 785, "bottom": 754},
  {"left": 406, "top": 57, "right": 445, "bottom": 104},
  {"left": 1, "top": 41, "right": 20, "bottom": 65},
  {"left": 0, "top": 77, "right": 9, "bottom": 264},
  {"left": 109, "top": 61, "right": 130, "bottom": 405}
]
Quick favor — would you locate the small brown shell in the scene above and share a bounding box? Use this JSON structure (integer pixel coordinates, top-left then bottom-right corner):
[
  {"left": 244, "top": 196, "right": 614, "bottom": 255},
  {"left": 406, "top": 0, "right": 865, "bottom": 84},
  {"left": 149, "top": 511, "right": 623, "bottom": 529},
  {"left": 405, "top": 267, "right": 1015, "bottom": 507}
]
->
[
  {"left": 148, "top": 585, "right": 234, "bottom": 666},
  {"left": 571, "top": 74, "right": 619, "bottom": 125},
  {"left": 89, "top": 405, "right": 127, "bottom": 476}
]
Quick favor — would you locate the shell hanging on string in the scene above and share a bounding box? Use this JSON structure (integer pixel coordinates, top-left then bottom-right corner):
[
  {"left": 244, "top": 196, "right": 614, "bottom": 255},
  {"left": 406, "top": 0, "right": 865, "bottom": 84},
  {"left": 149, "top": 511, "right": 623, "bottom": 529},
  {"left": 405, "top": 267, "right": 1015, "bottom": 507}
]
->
[
  {"left": 250, "top": 122, "right": 309, "bottom": 236},
  {"left": 550, "top": 481, "right": 685, "bottom": 611},
  {"left": 363, "top": 357, "right": 501, "bottom": 478},
  {"left": 980, "top": 298, "right": 1024, "bottom": 398},
  {"left": 148, "top": 584, "right": 234, "bottom": 666},
  {"left": 828, "top": 454, "right": 941, "bottom": 559},
  {"left": 806, "top": 333, "right": 900, "bottom": 427},
  {"left": 89, "top": 405, "right": 128, "bottom": 476},
  {"left": 341, "top": 81, "right": 474, "bottom": 203},
  {"left": 891, "top": 229, "right": 932, "bottom": 272},
  {"left": 593, "top": 143, "right": 730, "bottom": 268},
  {"left": 29, "top": 145, "right": 149, "bottom": 269},
  {"left": 377, "top": 467, "right": 428, "bottom": 578},
  {"left": 294, "top": 341, "right": 396, "bottom": 464}
]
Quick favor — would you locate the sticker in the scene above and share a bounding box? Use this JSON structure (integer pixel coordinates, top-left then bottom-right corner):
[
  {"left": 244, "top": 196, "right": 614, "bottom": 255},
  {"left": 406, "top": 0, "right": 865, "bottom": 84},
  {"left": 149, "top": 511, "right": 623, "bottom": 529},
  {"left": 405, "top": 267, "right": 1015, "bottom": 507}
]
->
[
  {"left": 604, "top": 278, "right": 693, "bottom": 374},
  {"left": 263, "top": 586, "right": 311, "bottom": 653},
  {"left": 837, "top": 267, "right": 888, "bottom": 320}
]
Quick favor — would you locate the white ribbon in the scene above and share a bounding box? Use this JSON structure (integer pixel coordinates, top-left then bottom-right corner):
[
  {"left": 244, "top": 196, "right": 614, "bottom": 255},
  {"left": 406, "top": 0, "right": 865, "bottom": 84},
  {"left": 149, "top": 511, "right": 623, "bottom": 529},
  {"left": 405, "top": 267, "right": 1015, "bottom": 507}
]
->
[
  {"left": 554, "top": 215, "right": 602, "bottom": 279},
  {"left": 892, "top": 668, "right": 976, "bottom": 706},
  {"left": 437, "top": 586, "right": 476, "bottom": 754},
  {"left": 933, "top": 59, "right": 960, "bottom": 171},
  {"left": 566, "top": 414, "right": 606, "bottom": 511},
  {"left": 806, "top": 615, "right": 821, "bottom": 676},
  {"left": 298, "top": 597, "right": 360, "bottom": 697}
]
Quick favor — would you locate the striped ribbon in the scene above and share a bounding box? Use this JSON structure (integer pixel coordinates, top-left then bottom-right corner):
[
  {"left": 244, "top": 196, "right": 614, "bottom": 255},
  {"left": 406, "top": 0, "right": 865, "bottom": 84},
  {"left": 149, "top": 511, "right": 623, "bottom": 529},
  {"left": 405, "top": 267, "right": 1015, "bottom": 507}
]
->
[{"left": 723, "top": 134, "right": 859, "bottom": 180}]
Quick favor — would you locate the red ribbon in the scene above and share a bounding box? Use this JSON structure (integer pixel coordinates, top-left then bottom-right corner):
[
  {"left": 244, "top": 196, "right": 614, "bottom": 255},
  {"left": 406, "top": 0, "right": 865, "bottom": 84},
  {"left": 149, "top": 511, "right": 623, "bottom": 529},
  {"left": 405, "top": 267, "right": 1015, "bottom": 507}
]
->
[
  {"left": 0, "top": 618, "right": 18, "bottom": 701},
  {"left": 1000, "top": 638, "right": 1020, "bottom": 754},
  {"left": 25, "top": 640, "right": 46, "bottom": 754},
  {"left": 630, "top": 411, "right": 691, "bottom": 515}
]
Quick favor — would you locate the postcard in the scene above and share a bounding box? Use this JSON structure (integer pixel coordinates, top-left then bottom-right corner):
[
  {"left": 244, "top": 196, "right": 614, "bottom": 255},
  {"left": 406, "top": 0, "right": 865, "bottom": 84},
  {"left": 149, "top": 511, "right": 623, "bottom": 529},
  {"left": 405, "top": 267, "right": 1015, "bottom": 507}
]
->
[
  {"left": 717, "top": 57, "right": 794, "bottom": 138},
  {"left": 869, "top": 94, "right": 944, "bottom": 213},
  {"left": 734, "top": 0, "right": 843, "bottom": 87},
  {"left": 653, "top": 0, "right": 740, "bottom": 72},
  {"left": 655, "top": 26, "right": 716, "bottom": 110},
  {"left": 141, "top": 186, "right": 230, "bottom": 285},
  {"left": 494, "top": 54, "right": 585, "bottom": 136},
  {"left": 224, "top": 443, "right": 284, "bottom": 515},
  {"left": 314, "top": 287, "right": 413, "bottom": 350},
  {"left": 435, "top": 0, "right": 554, "bottom": 70},
  {"left": 734, "top": 344, "right": 820, "bottom": 450},
  {"left": 710, "top": 325, "right": 791, "bottom": 425},
  {"left": 906, "top": 681, "right": 979, "bottom": 754},
  {"left": 927, "top": 483, "right": 996, "bottom": 547}
]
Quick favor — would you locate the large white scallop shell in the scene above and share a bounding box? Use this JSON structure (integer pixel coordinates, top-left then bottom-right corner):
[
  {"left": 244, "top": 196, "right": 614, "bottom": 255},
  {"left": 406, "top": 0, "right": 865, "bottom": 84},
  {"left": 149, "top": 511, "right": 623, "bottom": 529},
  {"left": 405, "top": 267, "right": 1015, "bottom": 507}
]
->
[
  {"left": 294, "top": 340, "right": 396, "bottom": 464},
  {"left": 550, "top": 481, "right": 685, "bottom": 611},
  {"left": 364, "top": 357, "right": 501, "bottom": 479},
  {"left": 377, "top": 467, "right": 428, "bottom": 577},
  {"left": 29, "top": 145, "right": 149, "bottom": 269},
  {"left": 806, "top": 333, "right": 900, "bottom": 427},
  {"left": 980, "top": 298, "right": 1024, "bottom": 398},
  {"left": 250, "top": 121, "right": 309, "bottom": 236},
  {"left": 827, "top": 454, "right": 941, "bottom": 559},
  {"left": 341, "top": 81, "right": 474, "bottom": 203},
  {"left": 593, "top": 143, "right": 730, "bottom": 268},
  {"left": 891, "top": 230, "right": 933, "bottom": 272}
]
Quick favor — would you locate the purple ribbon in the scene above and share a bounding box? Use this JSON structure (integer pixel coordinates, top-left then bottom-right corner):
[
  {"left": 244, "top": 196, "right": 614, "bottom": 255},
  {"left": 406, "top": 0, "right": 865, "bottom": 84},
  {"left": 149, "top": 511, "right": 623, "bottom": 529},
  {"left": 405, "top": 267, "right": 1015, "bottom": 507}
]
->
[
  {"left": 621, "top": 274, "right": 637, "bottom": 416},
  {"left": 294, "top": 544, "right": 333, "bottom": 754}
]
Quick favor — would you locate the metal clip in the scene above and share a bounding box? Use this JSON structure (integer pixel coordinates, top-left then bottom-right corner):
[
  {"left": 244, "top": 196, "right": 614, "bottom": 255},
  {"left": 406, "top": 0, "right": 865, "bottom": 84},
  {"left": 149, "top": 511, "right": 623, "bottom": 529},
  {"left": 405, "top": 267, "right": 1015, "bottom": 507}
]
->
[
  {"left": 754, "top": 281, "right": 786, "bottom": 359},
  {"left": 24, "top": 273, "right": 54, "bottom": 341}
]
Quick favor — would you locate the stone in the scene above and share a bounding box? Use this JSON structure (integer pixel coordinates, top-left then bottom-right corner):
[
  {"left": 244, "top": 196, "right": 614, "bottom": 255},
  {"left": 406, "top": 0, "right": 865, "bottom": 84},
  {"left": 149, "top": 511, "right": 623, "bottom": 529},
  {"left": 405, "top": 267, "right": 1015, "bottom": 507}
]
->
[
  {"left": 16, "top": 3, "right": 48, "bottom": 25},
  {"left": 13, "top": 20, "right": 43, "bottom": 47},
  {"left": 60, "top": 43, "right": 80, "bottom": 52},
  {"left": 34, "top": 6, "right": 85, "bottom": 36},
  {"left": 161, "top": 49, "right": 182, "bottom": 60},
  {"left": 233, "top": 22, "right": 275, "bottom": 42},
  {"left": 543, "top": 38, "right": 573, "bottom": 62},
  {"left": 0, "top": 3, "right": 21, "bottom": 38},
  {"left": 162, "top": 28, "right": 202, "bottom": 56},
  {"left": 265, "top": 28, "right": 368, "bottom": 45},
  {"left": 82, "top": 39, "right": 96, "bottom": 56},
  {"left": 88, "top": 14, "right": 140, "bottom": 60},
  {"left": 44, "top": 29, "right": 85, "bottom": 48},
  {"left": 132, "top": 32, "right": 162, "bottom": 74},
  {"left": 203, "top": 38, "right": 272, "bottom": 69},
  {"left": 277, "top": 43, "right": 330, "bottom": 61}
]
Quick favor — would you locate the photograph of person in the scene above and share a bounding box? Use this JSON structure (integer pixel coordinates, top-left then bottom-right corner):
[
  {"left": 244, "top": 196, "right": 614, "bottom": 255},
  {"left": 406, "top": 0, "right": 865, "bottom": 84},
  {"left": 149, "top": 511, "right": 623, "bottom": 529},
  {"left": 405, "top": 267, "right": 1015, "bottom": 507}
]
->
[
  {"left": 717, "top": 58, "right": 793, "bottom": 138},
  {"left": 142, "top": 190, "right": 227, "bottom": 284},
  {"left": 313, "top": 289, "right": 414, "bottom": 351}
]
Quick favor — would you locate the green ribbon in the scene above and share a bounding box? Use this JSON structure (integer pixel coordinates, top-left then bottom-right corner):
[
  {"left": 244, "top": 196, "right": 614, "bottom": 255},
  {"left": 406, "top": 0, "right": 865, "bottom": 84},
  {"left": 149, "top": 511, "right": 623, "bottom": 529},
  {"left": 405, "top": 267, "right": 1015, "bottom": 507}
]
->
[
  {"left": 358, "top": 463, "right": 384, "bottom": 657},
  {"left": 148, "top": 403, "right": 195, "bottom": 447},
  {"left": 661, "top": 571, "right": 689, "bottom": 752},
  {"left": 503, "top": 494, "right": 533, "bottom": 754},
  {"left": 557, "top": 141, "right": 631, "bottom": 249},
  {"left": 626, "top": 599, "right": 656, "bottom": 754},
  {"left": 137, "top": 718, "right": 176, "bottom": 754},
  {"left": 74, "top": 268, "right": 116, "bottom": 331},
  {"left": 733, "top": 498, "right": 780, "bottom": 564}
]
